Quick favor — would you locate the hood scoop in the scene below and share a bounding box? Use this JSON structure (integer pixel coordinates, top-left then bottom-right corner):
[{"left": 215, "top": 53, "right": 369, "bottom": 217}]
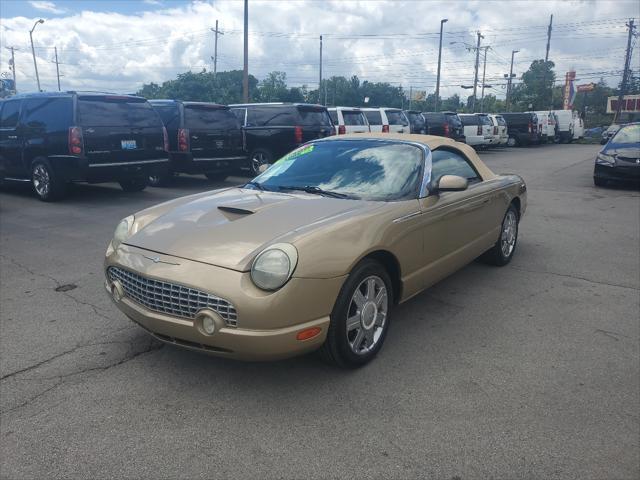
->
[{"left": 218, "top": 205, "right": 255, "bottom": 215}]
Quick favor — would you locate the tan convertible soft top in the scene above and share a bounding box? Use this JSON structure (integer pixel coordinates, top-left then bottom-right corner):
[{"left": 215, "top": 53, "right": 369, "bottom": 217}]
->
[{"left": 327, "top": 132, "right": 497, "bottom": 180}]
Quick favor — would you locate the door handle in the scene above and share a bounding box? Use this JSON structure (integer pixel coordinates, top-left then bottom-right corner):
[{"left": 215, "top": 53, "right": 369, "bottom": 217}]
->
[{"left": 8, "top": 135, "right": 17, "bottom": 139}]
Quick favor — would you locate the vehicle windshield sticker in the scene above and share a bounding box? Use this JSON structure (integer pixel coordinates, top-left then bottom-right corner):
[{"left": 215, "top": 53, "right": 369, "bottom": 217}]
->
[
  {"left": 260, "top": 145, "right": 315, "bottom": 179},
  {"left": 277, "top": 144, "right": 314, "bottom": 163}
]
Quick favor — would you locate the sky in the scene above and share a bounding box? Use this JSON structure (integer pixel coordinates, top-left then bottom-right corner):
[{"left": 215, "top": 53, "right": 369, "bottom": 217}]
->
[{"left": 0, "top": 0, "right": 638, "bottom": 99}]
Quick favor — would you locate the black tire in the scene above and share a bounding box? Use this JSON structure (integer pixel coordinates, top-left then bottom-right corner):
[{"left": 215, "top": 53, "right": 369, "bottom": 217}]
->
[
  {"left": 593, "top": 176, "right": 607, "bottom": 187},
  {"left": 507, "top": 136, "right": 518, "bottom": 147},
  {"left": 31, "top": 158, "right": 67, "bottom": 201},
  {"left": 204, "top": 171, "right": 229, "bottom": 182},
  {"left": 119, "top": 178, "right": 148, "bottom": 192},
  {"left": 319, "top": 259, "right": 393, "bottom": 368},
  {"left": 249, "top": 148, "right": 273, "bottom": 177},
  {"left": 148, "top": 172, "right": 173, "bottom": 187},
  {"left": 481, "top": 204, "right": 519, "bottom": 266}
]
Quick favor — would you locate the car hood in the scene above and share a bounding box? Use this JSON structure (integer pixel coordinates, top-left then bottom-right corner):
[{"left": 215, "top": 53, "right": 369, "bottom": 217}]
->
[
  {"left": 125, "top": 187, "right": 379, "bottom": 271},
  {"left": 604, "top": 145, "right": 640, "bottom": 159}
]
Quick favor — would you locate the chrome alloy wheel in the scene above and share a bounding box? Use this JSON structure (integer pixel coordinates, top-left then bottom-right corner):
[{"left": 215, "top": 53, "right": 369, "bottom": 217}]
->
[
  {"left": 251, "top": 152, "right": 268, "bottom": 175},
  {"left": 32, "top": 164, "right": 51, "bottom": 197},
  {"left": 346, "top": 275, "right": 388, "bottom": 355},
  {"left": 501, "top": 210, "right": 518, "bottom": 257}
]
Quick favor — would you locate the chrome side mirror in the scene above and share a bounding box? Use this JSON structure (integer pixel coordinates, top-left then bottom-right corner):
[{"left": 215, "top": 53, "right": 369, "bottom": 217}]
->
[{"left": 436, "top": 175, "right": 468, "bottom": 192}]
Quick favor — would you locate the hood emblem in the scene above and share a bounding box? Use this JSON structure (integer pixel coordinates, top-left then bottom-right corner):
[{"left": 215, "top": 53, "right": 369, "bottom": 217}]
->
[{"left": 142, "top": 255, "right": 180, "bottom": 265}]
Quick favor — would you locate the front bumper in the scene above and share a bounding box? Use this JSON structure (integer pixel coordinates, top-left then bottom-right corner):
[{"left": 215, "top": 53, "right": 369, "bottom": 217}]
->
[
  {"left": 105, "top": 244, "right": 345, "bottom": 361},
  {"left": 594, "top": 163, "right": 640, "bottom": 182}
]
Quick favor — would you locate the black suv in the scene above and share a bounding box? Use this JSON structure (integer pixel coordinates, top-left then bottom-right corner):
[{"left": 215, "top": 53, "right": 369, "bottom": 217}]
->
[
  {"left": 149, "top": 100, "right": 245, "bottom": 184},
  {"left": 500, "top": 112, "right": 541, "bottom": 146},
  {"left": 422, "top": 112, "right": 465, "bottom": 142},
  {"left": 0, "top": 92, "right": 168, "bottom": 201},
  {"left": 229, "top": 103, "right": 334, "bottom": 176},
  {"left": 404, "top": 110, "right": 427, "bottom": 134}
]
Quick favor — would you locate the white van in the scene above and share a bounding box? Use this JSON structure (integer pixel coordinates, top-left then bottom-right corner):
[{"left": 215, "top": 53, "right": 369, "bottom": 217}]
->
[
  {"left": 361, "top": 108, "right": 409, "bottom": 133},
  {"left": 572, "top": 112, "right": 584, "bottom": 140},
  {"left": 533, "top": 111, "right": 555, "bottom": 141},
  {"left": 458, "top": 114, "right": 490, "bottom": 148},
  {"left": 327, "top": 107, "right": 370, "bottom": 135},
  {"left": 552, "top": 110, "right": 574, "bottom": 143}
]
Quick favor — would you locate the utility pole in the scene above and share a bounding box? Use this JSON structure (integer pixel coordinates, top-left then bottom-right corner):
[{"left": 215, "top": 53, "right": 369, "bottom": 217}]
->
[
  {"left": 505, "top": 49, "right": 519, "bottom": 111},
  {"left": 409, "top": 86, "right": 413, "bottom": 110},
  {"left": 319, "top": 35, "right": 323, "bottom": 105},
  {"left": 6, "top": 47, "right": 17, "bottom": 92},
  {"left": 242, "top": 0, "right": 249, "bottom": 103},
  {"left": 434, "top": 18, "right": 448, "bottom": 112},
  {"left": 54, "top": 46, "right": 61, "bottom": 91},
  {"left": 614, "top": 18, "right": 636, "bottom": 123},
  {"left": 471, "top": 31, "right": 483, "bottom": 112},
  {"left": 545, "top": 14, "right": 553, "bottom": 62},
  {"left": 211, "top": 20, "right": 224, "bottom": 77},
  {"left": 479, "top": 46, "right": 489, "bottom": 112}
]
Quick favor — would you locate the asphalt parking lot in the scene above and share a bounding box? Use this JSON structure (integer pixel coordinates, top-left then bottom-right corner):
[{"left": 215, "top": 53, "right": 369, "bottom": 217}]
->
[{"left": 1, "top": 143, "right": 638, "bottom": 479}]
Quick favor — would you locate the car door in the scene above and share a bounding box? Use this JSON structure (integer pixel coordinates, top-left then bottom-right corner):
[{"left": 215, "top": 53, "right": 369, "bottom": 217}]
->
[
  {"left": 0, "top": 99, "right": 23, "bottom": 178},
  {"left": 416, "top": 148, "right": 499, "bottom": 287}
]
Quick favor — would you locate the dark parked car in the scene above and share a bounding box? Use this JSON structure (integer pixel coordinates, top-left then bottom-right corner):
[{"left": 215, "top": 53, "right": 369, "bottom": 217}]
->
[
  {"left": 422, "top": 111, "right": 465, "bottom": 142},
  {"left": 149, "top": 100, "right": 245, "bottom": 184},
  {"left": 229, "top": 103, "right": 334, "bottom": 176},
  {"left": 0, "top": 92, "right": 168, "bottom": 201},
  {"left": 404, "top": 110, "right": 426, "bottom": 134},
  {"left": 500, "top": 112, "right": 541, "bottom": 146},
  {"left": 594, "top": 123, "right": 640, "bottom": 187}
]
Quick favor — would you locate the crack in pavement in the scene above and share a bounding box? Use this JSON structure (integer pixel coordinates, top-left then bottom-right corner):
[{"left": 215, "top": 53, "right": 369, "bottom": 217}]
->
[
  {"left": 0, "top": 342, "right": 164, "bottom": 416},
  {"left": 511, "top": 266, "right": 639, "bottom": 291}
]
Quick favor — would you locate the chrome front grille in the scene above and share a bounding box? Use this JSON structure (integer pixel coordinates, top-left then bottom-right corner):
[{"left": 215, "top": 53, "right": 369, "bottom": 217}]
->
[{"left": 107, "top": 267, "right": 238, "bottom": 327}]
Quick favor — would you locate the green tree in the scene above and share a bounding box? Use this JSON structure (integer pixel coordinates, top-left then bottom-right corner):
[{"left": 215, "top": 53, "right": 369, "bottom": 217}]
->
[{"left": 510, "top": 60, "right": 556, "bottom": 110}]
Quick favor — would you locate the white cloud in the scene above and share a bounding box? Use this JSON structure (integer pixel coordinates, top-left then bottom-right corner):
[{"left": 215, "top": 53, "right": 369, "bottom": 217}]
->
[
  {"left": 143, "top": 0, "right": 163, "bottom": 5},
  {"left": 1, "top": 0, "right": 638, "bottom": 99},
  {"left": 29, "top": 1, "right": 65, "bottom": 14}
]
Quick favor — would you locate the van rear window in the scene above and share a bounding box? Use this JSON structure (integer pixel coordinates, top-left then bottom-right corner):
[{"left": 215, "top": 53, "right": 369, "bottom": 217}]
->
[
  {"left": 385, "top": 110, "right": 405, "bottom": 125},
  {"left": 342, "top": 111, "right": 367, "bottom": 126},
  {"left": 364, "top": 111, "right": 382, "bottom": 125},
  {"left": 78, "top": 97, "right": 161, "bottom": 127},
  {"left": 460, "top": 115, "right": 479, "bottom": 126},
  {"left": 184, "top": 106, "right": 239, "bottom": 130}
]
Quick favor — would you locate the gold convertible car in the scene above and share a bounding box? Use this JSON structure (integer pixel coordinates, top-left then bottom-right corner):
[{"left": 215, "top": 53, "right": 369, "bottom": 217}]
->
[{"left": 105, "top": 133, "right": 526, "bottom": 367}]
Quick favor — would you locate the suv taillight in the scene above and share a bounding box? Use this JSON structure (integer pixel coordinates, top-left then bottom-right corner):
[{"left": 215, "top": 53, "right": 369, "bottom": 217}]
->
[
  {"left": 493, "top": 126, "right": 498, "bottom": 135},
  {"left": 477, "top": 125, "right": 482, "bottom": 135},
  {"left": 294, "top": 126, "right": 303, "bottom": 143},
  {"left": 443, "top": 123, "right": 450, "bottom": 137},
  {"left": 68, "top": 126, "right": 83, "bottom": 156},
  {"left": 528, "top": 122, "right": 533, "bottom": 134},
  {"left": 178, "top": 128, "right": 190, "bottom": 152},
  {"left": 338, "top": 125, "right": 346, "bottom": 135},
  {"left": 162, "top": 126, "right": 169, "bottom": 152},
  {"left": 382, "top": 125, "right": 389, "bottom": 133}
]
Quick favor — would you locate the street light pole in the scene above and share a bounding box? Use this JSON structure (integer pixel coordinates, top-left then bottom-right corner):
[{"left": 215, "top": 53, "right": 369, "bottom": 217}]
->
[
  {"left": 29, "top": 19, "right": 44, "bottom": 92},
  {"left": 434, "top": 18, "right": 448, "bottom": 112},
  {"left": 506, "top": 49, "right": 519, "bottom": 111},
  {"left": 319, "top": 35, "right": 323, "bottom": 105},
  {"left": 242, "top": 0, "right": 249, "bottom": 103}
]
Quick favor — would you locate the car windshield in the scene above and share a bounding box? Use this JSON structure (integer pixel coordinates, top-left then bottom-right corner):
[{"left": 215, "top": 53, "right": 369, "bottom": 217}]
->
[
  {"left": 249, "top": 140, "right": 424, "bottom": 201},
  {"left": 611, "top": 124, "right": 640, "bottom": 144}
]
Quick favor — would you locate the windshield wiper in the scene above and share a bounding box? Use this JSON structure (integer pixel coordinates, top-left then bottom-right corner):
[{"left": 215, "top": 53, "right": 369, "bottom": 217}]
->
[
  {"left": 278, "top": 185, "right": 352, "bottom": 199},
  {"left": 244, "top": 181, "right": 265, "bottom": 191}
]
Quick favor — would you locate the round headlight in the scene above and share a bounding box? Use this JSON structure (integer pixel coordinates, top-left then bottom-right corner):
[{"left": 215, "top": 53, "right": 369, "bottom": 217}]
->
[
  {"left": 251, "top": 243, "right": 298, "bottom": 291},
  {"left": 112, "top": 215, "right": 135, "bottom": 248}
]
